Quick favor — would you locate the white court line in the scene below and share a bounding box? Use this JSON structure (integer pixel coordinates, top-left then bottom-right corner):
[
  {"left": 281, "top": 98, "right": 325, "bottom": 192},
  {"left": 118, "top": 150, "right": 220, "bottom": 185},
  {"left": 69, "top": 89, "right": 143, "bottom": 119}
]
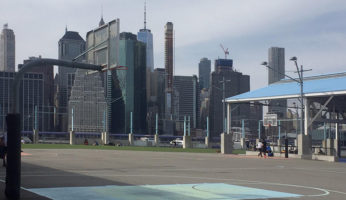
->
[
  {"left": 326, "top": 189, "right": 346, "bottom": 195},
  {"left": 15, "top": 165, "right": 346, "bottom": 175},
  {"left": 12, "top": 166, "right": 294, "bottom": 175},
  {"left": 293, "top": 167, "right": 346, "bottom": 174}
]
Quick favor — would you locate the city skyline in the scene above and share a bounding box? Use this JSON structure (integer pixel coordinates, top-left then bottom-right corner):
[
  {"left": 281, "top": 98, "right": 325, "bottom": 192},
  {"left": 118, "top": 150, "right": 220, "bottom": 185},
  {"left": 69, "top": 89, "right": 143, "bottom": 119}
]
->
[{"left": 1, "top": 0, "right": 346, "bottom": 90}]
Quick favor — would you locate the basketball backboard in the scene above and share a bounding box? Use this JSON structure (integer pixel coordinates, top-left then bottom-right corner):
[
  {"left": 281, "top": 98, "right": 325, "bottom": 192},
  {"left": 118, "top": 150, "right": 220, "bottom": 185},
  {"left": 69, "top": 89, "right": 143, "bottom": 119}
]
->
[
  {"left": 86, "top": 19, "right": 119, "bottom": 68},
  {"left": 263, "top": 113, "right": 277, "bottom": 127}
]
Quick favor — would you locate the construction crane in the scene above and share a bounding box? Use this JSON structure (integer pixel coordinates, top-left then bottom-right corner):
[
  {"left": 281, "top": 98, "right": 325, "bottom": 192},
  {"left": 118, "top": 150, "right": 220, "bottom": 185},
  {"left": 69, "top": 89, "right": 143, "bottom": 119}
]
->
[{"left": 220, "top": 44, "right": 229, "bottom": 59}]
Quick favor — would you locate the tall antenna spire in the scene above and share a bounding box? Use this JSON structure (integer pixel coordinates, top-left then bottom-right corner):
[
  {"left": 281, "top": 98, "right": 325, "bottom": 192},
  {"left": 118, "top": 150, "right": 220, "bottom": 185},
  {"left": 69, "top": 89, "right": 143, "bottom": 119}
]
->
[
  {"left": 101, "top": 4, "right": 103, "bottom": 19},
  {"left": 144, "top": 0, "right": 147, "bottom": 29}
]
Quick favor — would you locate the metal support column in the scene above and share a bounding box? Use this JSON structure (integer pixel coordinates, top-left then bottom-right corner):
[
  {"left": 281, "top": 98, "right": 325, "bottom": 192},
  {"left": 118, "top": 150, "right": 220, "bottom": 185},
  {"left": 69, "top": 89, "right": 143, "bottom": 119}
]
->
[
  {"left": 103, "top": 110, "right": 106, "bottom": 132},
  {"left": 206, "top": 116, "right": 209, "bottom": 137},
  {"left": 278, "top": 120, "right": 281, "bottom": 139},
  {"left": 227, "top": 103, "right": 231, "bottom": 134},
  {"left": 304, "top": 98, "right": 310, "bottom": 135},
  {"left": 53, "top": 106, "right": 56, "bottom": 128},
  {"left": 188, "top": 116, "right": 191, "bottom": 136},
  {"left": 130, "top": 112, "right": 133, "bottom": 134},
  {"left": 258, "top": 121, "right": 261, "bottom": 139},
  {"left": 183, "top": 116, "right": 186, "bottom": 136},
  {"left": 34, "top": 105, "right": 38, "bottom": 130},
  {"left": 241, "top": 119, "right": 245, "bottom": 139},
  {"left": 155, "top": 113, "right": 158, "bottom": 135},
  {"left": 222, "top": 77, "right": 225, "bottom": 133},
  {"left": 71, "top": 108, "right": 74, "bottom": 131}
]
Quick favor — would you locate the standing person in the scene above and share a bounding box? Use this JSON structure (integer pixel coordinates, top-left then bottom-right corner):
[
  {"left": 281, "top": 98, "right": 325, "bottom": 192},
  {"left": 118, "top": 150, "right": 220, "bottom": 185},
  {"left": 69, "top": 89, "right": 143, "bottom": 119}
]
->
[
  {"left": 257, "top": 140, "right": 263, "bottom": 157},
  {"left": 262, "top": 139, "right": 267, "bottom": 158},
  {"left": 245, "top": 140, "right": 250, "bottom": 150}
]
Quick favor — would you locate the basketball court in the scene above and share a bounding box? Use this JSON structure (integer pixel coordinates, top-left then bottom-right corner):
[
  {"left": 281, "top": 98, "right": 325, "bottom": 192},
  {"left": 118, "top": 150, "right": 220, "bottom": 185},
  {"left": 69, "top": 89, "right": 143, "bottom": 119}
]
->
[{"left": 1, "top": 148, "right": 345, "bottom": 199}]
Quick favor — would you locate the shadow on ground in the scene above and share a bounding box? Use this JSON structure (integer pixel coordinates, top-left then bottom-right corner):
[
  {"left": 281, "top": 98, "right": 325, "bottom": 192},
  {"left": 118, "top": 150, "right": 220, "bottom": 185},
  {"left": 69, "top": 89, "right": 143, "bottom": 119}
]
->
[{"left": 0, "top": 161, "right": 130, "bottom": 199}]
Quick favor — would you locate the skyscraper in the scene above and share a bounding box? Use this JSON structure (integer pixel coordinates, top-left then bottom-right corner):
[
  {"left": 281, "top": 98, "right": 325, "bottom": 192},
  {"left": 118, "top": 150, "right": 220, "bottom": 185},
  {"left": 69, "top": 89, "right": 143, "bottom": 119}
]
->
[
  {"left": 198, "top": 57, "right": 211, "bottom": 90},
  {"left": 268, "top": 47, "right": 285, "bottom": 84},
  {"left": 173, "top": 75, "right": 199, "bottom": 131},
  {"left": 22, "top": 57, "right": 55, "bottom": 131},
  {"left": 137, "top": 1, "right": 154, "bottom": 71},
  {"left": 119, "top": 32, "right": 147, "bottom": 134},
  {"left": 57, "top": 29, "right": 86, "bottom": 131},
  {"left": 268, "top": 47, "right": 286, "bottom": 118},
  {"left": 68, "top": 69, "right": 107, "bottom": 132},
  {"left": 85, "top": 19, "right": 122, "bottom": 133},
  {"left": 137, "top": 29, "right": 153, "bottom": 70},
  {"left": 148, "top": 68, "right": 166, "bottom": 134},
  {"left": 199, "top": 88, "right": 209, "bottom": 130},
  {"left": 137, "top": 1, "right": 154, "bottom": 117},
  {"left": 0, "top": 71, "right": 45, "bottom": 132},
  {"left": 151, "top": 68, "right": 166, "bottom": 116},
  {"left": 164, "top": 22, "right": 173, "bottom": 90},
  {"left": 209, "top": 58, "right": 250, "bottom": 138},
  {"left": 164, "top": 22, "right": 174, "bottom": 117},
  {"left": 0, "top": 24, "right": 15, "bottom": 72}
]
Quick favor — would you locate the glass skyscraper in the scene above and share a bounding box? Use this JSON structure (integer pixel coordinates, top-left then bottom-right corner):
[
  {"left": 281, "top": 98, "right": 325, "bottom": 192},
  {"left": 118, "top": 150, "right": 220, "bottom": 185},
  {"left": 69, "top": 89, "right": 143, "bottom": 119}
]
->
[
  {"left": 173, "top": 75, "right": 199, "bottom": 130},
  {"left": 137, "top": 30, "right": 154, "bottom": 71},
  {"left": 119, "top": 32, "right": 147, "bottom": 134},
  {"left": 137, "top": 1, "right": 154, "bottom": 71},
  {"left": 138, "top": 1, "right": 154, "bottom": 119},
  {"left": 138, "top": 29, "right": 154, "bottom": 106},
  {"left": 198, "top": 57, "right": 211, "bottom": 90}
]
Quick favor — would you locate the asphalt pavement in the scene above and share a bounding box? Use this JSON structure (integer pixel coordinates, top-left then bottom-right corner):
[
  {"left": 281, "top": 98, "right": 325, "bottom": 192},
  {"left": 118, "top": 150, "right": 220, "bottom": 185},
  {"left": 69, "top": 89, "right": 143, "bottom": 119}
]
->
[{"left": 0, "top": 149, "right": 345, "bottom": 199}]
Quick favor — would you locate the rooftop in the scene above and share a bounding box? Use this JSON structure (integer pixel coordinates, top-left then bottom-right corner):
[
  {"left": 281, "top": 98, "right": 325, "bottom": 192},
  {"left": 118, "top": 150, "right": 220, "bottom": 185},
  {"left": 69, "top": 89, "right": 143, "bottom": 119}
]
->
[
  {"left": 60, "top": 31, "right": 84, "bottom": 41},
  {"left": 226, "top": 71, "right": 346, "bottom": 102}
]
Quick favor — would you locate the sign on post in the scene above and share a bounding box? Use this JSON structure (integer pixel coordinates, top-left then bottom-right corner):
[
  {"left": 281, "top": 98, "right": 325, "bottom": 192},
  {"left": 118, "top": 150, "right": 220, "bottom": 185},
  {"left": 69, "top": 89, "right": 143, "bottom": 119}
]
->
[{"left": 263, "top": 114, "right": 277, "bottom": 127}]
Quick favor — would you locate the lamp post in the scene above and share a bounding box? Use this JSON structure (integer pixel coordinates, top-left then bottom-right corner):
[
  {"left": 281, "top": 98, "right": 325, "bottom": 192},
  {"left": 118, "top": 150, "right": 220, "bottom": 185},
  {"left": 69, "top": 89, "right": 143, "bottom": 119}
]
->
[
  {"left": 293, "top": 102, "right": 298, "bottom": 135},
  {"left": 261, "top": 58, "right": 308, "bottom": 135},
  {"left": 219, "top": 77, "right": 231, "bottom": 133},
  {"left": 289, "top": 57, "right": 306, "bottom": 136}
]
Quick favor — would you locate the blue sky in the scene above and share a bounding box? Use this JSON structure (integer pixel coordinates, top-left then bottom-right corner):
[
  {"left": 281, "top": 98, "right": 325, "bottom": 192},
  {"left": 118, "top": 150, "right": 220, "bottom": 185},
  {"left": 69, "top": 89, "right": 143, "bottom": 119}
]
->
[{"left": 1, "top": 0, "right": 346, "bottom": 90}]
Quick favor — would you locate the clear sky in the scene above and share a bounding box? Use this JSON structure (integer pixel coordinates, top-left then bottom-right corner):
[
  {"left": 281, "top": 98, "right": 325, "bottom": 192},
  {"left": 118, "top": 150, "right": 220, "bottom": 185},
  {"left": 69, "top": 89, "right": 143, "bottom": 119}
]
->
[{"left": 1, "top": 0, "right": 346, "bottom": 90}]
